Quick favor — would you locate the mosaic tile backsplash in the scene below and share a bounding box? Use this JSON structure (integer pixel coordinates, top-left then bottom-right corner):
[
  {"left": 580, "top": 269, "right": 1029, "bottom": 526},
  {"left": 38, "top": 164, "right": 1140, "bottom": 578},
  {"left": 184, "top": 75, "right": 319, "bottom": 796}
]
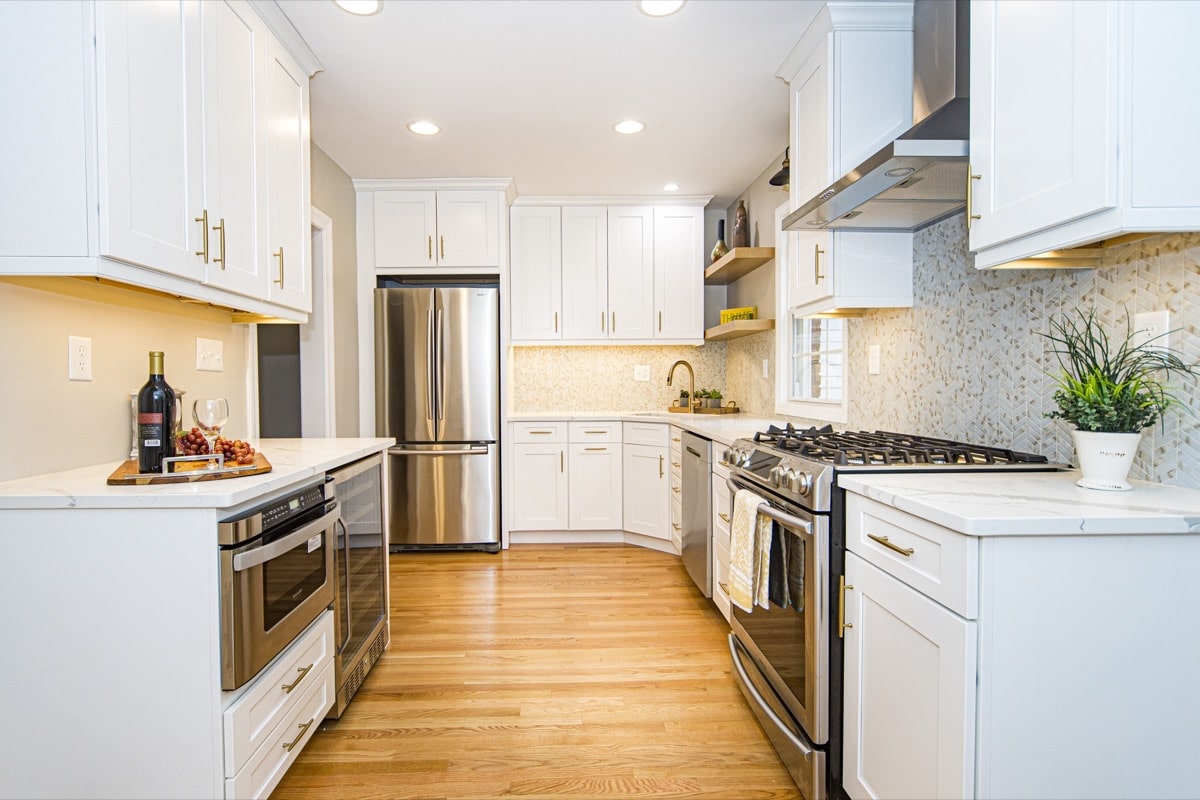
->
[{"left": 512, "top": 216, "right": 1200, "bottom": 488}]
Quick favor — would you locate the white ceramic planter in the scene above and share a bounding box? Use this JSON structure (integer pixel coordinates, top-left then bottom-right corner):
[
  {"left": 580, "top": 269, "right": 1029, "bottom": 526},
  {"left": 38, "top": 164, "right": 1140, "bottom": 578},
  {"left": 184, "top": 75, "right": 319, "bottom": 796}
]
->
[{"left": 1071, "top": 430, "right": 1141, "bottom": 491}]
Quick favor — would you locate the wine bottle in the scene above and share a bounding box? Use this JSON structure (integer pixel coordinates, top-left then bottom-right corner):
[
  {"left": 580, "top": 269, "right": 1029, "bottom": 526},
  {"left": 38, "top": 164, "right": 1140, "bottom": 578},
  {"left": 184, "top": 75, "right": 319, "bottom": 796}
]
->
[{"left": 137, "top": 351, "right": 177, "bottom": 473}]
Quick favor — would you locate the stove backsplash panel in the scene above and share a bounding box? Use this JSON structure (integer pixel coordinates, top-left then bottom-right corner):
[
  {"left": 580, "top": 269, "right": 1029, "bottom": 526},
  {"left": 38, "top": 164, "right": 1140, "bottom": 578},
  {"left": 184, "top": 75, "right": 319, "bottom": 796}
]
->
[{"left": 728, "top": 216, "right": 1200, "bottom": 489}]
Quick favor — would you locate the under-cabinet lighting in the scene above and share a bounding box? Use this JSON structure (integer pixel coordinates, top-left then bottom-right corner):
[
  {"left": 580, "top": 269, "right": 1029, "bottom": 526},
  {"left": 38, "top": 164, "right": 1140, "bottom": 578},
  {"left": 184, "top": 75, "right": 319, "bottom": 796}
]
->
[
  {"left": 333, "top": 0, "right": 382, "bottom": 15},
  {"left": 637, "top": 0, "right": 686, "bottom": 17},
  {"left": 614, "top": 119, "right": 645, "bottom": 135},
  {"left": 407, "top": 120, "right": 441, "bottom": 136}
]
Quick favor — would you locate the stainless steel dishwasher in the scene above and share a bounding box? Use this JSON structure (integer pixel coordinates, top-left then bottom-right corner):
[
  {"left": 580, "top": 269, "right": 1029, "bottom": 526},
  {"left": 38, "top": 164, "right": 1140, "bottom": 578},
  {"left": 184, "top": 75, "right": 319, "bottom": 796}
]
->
[{"left": 681, "top": 431, "right": 712, "bottom": 597}]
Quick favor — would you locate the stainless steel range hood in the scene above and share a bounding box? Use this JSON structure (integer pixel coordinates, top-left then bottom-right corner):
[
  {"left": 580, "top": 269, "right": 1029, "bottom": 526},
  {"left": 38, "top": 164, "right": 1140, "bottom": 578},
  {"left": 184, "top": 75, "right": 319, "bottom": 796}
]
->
[{"left": 784, "top": 0, "right": 969, "bottom": 233}]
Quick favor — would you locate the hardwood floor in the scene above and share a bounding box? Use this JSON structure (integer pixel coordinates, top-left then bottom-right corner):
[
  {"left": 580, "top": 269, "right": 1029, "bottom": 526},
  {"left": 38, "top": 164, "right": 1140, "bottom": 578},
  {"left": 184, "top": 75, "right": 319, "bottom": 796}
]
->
[{"left": 270, "top": 544, "right": 801, "bottom": 800}]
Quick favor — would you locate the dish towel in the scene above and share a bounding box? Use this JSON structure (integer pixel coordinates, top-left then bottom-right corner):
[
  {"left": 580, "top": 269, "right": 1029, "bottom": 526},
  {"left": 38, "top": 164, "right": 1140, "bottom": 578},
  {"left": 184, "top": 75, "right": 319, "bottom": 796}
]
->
[{"left": 729, "top": 488, "right": 773, "bottom": 612}]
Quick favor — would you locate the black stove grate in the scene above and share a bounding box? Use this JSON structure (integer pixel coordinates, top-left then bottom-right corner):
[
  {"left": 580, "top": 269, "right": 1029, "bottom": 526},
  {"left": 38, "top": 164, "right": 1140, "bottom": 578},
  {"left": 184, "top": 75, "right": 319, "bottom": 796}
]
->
[{"left": 752, "top": 426, "right": 1048, "bottom": 467}]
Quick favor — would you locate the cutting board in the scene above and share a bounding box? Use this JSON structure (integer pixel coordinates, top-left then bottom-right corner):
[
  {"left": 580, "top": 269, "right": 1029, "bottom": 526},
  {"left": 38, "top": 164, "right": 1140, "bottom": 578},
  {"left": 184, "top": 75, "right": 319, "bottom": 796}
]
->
[{"left": 106, "top": 452, "right": 272, "bottom": 485}]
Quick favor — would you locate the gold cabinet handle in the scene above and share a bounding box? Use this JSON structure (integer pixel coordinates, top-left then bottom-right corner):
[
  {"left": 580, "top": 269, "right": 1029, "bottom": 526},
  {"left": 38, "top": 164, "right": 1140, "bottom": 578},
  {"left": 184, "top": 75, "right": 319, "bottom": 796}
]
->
[
  {"left": 584, "top": 446, "right": 607, "bottom": 451},
  {"left": 281, "top": 663, "right": 313, "bottom": 693},
  {"left": 814, "top": 243, "right": 825, "bottom": 282},
  {"left": 867, "top": 533, "right": 915, "bottom": 557},
  {"left": 718, "top": 512, "right": 731, "bottom": 523},
  {"left": 601, "top": 311, "right": 606, "bottom": 333},
  {"left": 718, "top": 460, "right": 730, "bottom": 468},
  {"left": 427, "top": 235, "right": 433, "bottom": 260},
  {"left": 967, "top": 166, "right": 981, "bottom": 229},
  {"left": 528, "top": 430, "right": 553, "bottom": 435},
  {"left": 194, "top": 210, "right": 209, "bottom": 262},
  {"left": 554, "top": 311, "right": 558, "bottom": 333},
  {"left": 839, "top": 575, "right": 854, "bottom": 638},
  {"left": 671, "top": 461, "right": 681, "bottom": 468},
  {"left": 658, "top": 310, "right": 662, "bottom": 331},
  {"left": 273, "top": 246, "right": 284, "bottom": 286},
  {"left": 212, "top": 218, "right": 226, "bottom": 269},
  {"left": 439, "top": 235, "right": 445, "bottom": 259},
  {"left": 671, "top": 486, "right": 681, "bottom": 494},
  {"left": 718, "top": 581, "right": 730, "bottom": 597},
  {"left": 672, "top": 522, "right": 681, "bottom": 531},
  {"left": 611, "top": 311, "right": 616, "bottom": 332},
  {"left": 560, "top": 450, "right": 564, "bottom": 472},
  {"left": 281, "top": 718, "right": 314, "bottom": 752},
  {"left": 659, "top": 454, "right": 664, "bottom": 478},
  {"left": 584, "top": 429, "right": 607, "bottom": 434}
]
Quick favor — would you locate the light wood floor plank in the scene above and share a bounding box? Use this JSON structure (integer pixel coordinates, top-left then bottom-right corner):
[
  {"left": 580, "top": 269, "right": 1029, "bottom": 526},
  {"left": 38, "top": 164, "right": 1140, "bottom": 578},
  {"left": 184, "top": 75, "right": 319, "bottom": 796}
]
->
[{"left": 269, "top": 544, "right": 800, "bottom": 800}]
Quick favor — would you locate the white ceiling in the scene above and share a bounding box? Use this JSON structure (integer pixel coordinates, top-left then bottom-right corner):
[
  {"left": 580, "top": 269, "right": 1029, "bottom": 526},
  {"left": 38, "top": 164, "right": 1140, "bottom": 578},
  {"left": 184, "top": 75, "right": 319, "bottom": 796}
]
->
[{"left": 276, "top": 0, "right": 822, "bottom": 208}]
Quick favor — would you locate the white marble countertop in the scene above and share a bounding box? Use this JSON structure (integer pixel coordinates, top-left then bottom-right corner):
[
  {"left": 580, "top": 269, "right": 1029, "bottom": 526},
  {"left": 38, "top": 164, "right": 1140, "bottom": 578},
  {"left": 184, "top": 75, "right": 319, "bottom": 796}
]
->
[
  {"left": 508, "top": 411, "right": 780, "bottom": 446},
  {"left": 0, "top": 438, "right": 394, "bottom": 511},
  {"left": 838, "top": 471, "right": 1200, "bottom": 536}
]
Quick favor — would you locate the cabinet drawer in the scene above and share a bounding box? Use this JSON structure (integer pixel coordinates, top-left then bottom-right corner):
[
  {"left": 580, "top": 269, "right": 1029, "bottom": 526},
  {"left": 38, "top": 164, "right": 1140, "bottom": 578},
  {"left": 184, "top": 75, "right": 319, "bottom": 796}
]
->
[
  {"left": 845, "top": 494, "right": 978, "bottom": 619},
  {"left": 568, "top": 421, "right": 620, "bottom": 443},
  {"left": 711, "top": 472, "right": 732, "bottom": 550},
  {"left": 712, "top": 451, "right": 732, "bottom": 478},
  {"left": 624, "top": 421, "right": 668, "bottom": 447},
  {"left": 712, "top": 540, "right": 731, "bottom": 622},
  {"left": 225, "top": 660, "right": 334, "bottom": 800},
  {"left": 223, "top": 611, "right": 334, "bottom": 776},
  {"left": 512, "top": 421, "right": 567, "bottom": 442}
]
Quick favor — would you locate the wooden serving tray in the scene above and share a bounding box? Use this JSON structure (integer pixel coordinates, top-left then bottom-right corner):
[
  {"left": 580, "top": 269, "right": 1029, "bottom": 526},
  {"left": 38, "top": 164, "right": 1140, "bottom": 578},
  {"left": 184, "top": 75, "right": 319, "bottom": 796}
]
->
[
  {"left": 667, "top": 405, "right": 740, "bottom": 415},
  {"left": 107, "top": 452, "right": 272, "bottom": 485}
]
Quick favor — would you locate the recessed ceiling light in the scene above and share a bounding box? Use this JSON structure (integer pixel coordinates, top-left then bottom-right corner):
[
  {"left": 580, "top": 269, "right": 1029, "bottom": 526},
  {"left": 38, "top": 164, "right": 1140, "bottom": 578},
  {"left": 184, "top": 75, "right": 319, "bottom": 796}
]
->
[
  {"left": 614, "top": 119, "right": 645, "bottom": 135},
  {"left": 407, "top": 120, "right": 441, "bottom": 136},
  {"left": 637, "top": 0, "right": 686, "bottom": 17},
  {"left": 663, "top": 183, "right": 679, "bottom": 192},
  {"left": 333, "top": 0, "right": 382, "bottom": 15}
]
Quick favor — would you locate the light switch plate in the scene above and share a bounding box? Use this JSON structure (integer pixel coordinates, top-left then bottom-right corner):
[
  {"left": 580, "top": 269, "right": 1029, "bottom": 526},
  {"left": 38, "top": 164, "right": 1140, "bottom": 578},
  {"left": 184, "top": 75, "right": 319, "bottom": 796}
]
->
[
  {"left": 1132, "top": 311, "right": 1170, "bottom": 351},
  {"left": 196, "top": 337, "right": 224, "bottom": 372},
  {"left": 68, "top": 335, "right": 92, "bottom": 381},
  {"left": 633, "top": 365, "right": 650, "bottom": 382}
]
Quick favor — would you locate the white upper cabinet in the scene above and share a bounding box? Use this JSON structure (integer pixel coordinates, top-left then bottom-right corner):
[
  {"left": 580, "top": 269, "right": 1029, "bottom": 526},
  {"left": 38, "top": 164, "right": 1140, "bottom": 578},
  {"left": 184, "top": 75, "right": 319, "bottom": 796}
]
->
[
  {"left": 509, "top": 200, "right": 709, "bottom": 344},
  {"left": 778, "top": 3, "right": 914, "bottom": 316},
  {"left": 373, "top": 189, "right": 501, "bottom": 270},
  {"left": 1, "top": 0, "right": 317, "bottom": 321},
  {"left": 509, "top": 206, "right": 563, "bottom": 340},
  {"left": 969, "top": 0, "right": 1200, "bottom": 268}
]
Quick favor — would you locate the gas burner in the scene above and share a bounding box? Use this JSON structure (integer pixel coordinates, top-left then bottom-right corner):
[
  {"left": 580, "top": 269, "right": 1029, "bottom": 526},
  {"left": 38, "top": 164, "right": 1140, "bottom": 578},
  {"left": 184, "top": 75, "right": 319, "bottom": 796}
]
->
[{"left": 750, "top": 427, "right": 1049, "bottom": 467}]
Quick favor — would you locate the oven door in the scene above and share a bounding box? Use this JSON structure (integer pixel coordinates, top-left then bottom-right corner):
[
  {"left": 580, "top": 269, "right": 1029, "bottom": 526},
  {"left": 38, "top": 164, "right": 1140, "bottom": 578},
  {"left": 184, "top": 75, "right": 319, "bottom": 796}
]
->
[{"left": 221, "top": 501, "right": 338, "bottom": 690}]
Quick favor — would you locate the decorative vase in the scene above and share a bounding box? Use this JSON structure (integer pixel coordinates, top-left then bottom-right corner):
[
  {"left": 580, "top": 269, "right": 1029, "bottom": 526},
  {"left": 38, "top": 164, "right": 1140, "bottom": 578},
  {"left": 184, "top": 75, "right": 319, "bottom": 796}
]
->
[
  {"left": 732, "top": 200, "right": 749, "bottom": 248},
  {"left": 1071, "top": 430, "right": 1141, "bottom": 491},
  {"left": 710, "top": 220, "right": 729, "bottom": 264}
]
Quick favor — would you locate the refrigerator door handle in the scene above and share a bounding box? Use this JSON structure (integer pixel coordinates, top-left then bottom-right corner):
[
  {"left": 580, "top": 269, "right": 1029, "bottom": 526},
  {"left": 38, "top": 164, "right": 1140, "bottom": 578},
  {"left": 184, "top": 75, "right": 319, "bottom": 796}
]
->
[
  {"left": 425, "top": 306, "right": 435, "bottom": 422},
  {"left": 388, "top": 445, "right": 490, "bottom": 457},
  {"left": 435, "top": 306, "right": 445, "bottom": 422}
]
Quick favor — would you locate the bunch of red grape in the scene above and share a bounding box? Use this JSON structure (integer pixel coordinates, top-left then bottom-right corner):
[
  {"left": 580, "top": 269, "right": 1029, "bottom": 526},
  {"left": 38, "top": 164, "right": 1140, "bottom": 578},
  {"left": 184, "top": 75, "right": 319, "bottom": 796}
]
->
[
  {"left": 215, "top": 437, "right": 256, "bottom": 465},
  {"left": 176, "top": 427, "right": 211, "bottom": 456}
]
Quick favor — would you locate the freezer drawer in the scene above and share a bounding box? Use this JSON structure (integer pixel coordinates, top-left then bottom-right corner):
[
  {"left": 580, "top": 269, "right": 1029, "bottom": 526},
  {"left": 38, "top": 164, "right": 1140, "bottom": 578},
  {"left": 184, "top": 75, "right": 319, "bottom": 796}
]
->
[{"left": 386, "top": 444, "right": 499, "bottom": 550}]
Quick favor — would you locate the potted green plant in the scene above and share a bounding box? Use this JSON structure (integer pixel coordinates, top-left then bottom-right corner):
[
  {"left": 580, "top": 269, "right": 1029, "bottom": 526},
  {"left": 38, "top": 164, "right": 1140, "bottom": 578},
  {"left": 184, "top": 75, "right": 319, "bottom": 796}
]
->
[
  {"left": 676, "top": 390, "right": 690, "bottom": 409},
  {"left": 1040, "top": 308, "right": 1198, "bottom": 491}
]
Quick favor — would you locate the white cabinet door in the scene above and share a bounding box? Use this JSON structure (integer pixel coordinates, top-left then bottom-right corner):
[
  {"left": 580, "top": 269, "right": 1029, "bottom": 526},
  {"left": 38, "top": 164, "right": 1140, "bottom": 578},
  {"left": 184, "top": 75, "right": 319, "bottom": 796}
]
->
[
  {"left": 96, "top": 0, "right": 206, "bottom": 281},
  {"left": 561, "top": 206, "right": 608, "bottom": 340},
  {"left": 568, "top": 443, "right": 622, "bottom": 530},
  {"left": 968, "top": 0, "right": 1118, "bottom": 252},
  {"left": 512, "top": 443, "right": 568, "bottom": 530},
  {"left": 264, "top": 37, "right": 310, "bottom": 311},
  {"left": 790, "top": 38, "right": 831, "bottom": 205},
  {"left": 200, "top": 0, "right": 265, "bottom": 299},
  {"left": 606, "top": 206, "right": 654, "bottom": 340},
  {"left": 509, "top": 206, "right": 562, "bottom": 340},
  {"left": 622, "top": 443, "right": 669, "bottom": 540},
  {"left": 436, "top": 190, "right": 500, "bottom": 268},
  {"left": 374, "top": 190, "right": 437, "bottom": 268},
  {"left": 653, "top": 206, "right": 703, "bottom": 339},
  {"left": 842, "top": 552, "right": 976, "bottom": 800}
]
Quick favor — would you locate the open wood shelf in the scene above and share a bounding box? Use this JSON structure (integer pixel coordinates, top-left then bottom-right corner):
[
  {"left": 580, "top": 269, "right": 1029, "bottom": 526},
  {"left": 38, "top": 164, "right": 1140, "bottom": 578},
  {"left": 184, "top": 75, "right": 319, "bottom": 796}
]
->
[
  {"left": 704, "top": 246, "right": 776, "bottom": 285},
  {"left": 704, "top": 318, "right": 775, "bottom": 341}
]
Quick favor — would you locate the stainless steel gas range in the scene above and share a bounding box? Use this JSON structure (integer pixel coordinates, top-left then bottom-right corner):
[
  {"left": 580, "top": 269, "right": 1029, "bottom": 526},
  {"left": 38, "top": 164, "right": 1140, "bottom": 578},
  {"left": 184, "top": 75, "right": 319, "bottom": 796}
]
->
[{"left": 721, "top": 425, "right": 1057, "bottom": 800}]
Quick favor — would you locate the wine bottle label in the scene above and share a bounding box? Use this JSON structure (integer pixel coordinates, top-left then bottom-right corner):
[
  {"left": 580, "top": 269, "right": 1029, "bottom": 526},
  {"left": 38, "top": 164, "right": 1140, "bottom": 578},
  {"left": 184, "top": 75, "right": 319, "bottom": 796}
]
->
[
  {"left": 138, "top": 412, "right": 162, "bottom": 424},
  {"left": 142, "top": 438, "right": 162, "bottom": 447}
]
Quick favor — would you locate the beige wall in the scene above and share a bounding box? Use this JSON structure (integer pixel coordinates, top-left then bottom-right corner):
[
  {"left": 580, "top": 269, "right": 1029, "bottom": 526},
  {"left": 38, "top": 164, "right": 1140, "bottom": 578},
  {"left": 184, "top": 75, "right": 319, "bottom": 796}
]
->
[
  {"left": 0, "top": 278, "right": 247, "bottom": 482},
  {"left": 726, "top": 148, "right": 789, "bottom": 318},
  {"left": 310, "top": 145, "right": 359, "bottom": 437}
]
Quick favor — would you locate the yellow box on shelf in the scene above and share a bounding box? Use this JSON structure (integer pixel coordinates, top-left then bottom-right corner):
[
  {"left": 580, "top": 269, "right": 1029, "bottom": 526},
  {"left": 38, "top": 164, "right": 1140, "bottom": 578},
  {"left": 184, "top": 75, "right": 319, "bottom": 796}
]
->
[{"left": 720, "top": 306, "right": 757, "bottom": 324}]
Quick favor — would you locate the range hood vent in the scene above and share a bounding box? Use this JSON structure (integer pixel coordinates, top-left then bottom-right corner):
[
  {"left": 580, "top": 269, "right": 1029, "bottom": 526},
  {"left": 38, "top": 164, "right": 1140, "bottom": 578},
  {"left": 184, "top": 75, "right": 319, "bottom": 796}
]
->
[{"left": 784, "top": 0, "right": 970, "bottom": 233}]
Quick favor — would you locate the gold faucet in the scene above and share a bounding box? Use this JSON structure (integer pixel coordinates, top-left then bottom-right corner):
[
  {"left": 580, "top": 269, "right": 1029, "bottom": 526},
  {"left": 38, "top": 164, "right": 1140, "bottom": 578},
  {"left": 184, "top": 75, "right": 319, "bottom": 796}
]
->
[{"left": 666, "top": 360, "right": 695, "bottom": 414}]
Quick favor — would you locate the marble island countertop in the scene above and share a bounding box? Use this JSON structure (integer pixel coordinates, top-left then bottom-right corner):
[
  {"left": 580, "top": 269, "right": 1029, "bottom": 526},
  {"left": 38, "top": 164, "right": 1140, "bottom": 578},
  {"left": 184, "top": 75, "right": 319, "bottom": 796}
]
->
[
  {"left": 0, "top": 438, "right": 394, "bottom": 511},
  {"left": 838, "top": 470, "right": 1200, "bottom": 536},
  {"left": 508, "top": 411, "right": 781, "bottom": 447}
]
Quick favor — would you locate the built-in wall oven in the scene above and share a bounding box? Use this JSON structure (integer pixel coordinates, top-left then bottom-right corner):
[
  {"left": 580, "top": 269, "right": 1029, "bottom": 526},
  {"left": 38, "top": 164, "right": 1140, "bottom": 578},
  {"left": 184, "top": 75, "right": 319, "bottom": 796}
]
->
[
  {"left": 723, "top": 426, "right": 1055, "bottom": 800},
  {"left": 218, "top": 476, "right": 338, "bottom": 691}
]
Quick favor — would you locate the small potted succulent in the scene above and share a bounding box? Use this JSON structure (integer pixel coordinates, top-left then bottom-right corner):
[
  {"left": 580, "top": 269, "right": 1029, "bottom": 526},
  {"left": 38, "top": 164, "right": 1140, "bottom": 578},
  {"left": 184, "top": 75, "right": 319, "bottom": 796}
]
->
[
  {"left": 676, "top": 390, "right": 690, "bottom": 409},
  {"left": 1041, "top": 308, "right": 1198, "bottom": 491}
]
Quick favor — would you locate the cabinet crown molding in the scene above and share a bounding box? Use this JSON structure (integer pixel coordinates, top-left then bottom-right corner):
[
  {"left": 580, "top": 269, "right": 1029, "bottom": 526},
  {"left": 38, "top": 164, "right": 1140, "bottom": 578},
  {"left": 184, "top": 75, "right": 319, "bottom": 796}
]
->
[
  {"left": 252, "top": 1, "right": 324, "bottom": 77},
  {"left": 776, "top": 0, "right": 913, "bottom": 81},
  {"left": 353, "top": 177, "right": 518, "bottom": 205},
  {"left": 511, "top": 195, "right": 714, "bottom": 207}
]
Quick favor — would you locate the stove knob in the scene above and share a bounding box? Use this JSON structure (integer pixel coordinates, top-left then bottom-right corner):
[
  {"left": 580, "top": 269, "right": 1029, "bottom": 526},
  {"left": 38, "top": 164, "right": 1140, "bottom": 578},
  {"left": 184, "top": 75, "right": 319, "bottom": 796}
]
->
[
  {"left": 768, "top": 465, "right": 783, "bottom": 486},
  {"left": 793, "top": 471, "right": 812, "bottom": 496}
]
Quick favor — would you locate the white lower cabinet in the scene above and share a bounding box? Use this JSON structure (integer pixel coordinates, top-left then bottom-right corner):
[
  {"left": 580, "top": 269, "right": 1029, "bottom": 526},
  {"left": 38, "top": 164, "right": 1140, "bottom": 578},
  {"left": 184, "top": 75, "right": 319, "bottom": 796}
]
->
[
  {"left": 568, "top": 441, "right": 622, "bottom": 530},
  {"left": 621, "top": 422, "right": 670, "bottom": 541},
  {"left": 842, "top": 552, "right": 976, "bottom": 799},
  {"left": 511, "top": 441, "right": 569, "bottom": 530}
]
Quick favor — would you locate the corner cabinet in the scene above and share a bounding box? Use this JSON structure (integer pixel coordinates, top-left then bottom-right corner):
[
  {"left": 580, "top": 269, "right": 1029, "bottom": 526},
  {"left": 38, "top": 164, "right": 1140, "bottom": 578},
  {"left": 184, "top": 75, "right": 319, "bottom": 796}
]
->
[
  {"left": 0, "top": 0, "right": 317, "bottom": 322},
  {"left": 509, "top": 199, "right": 710, "bottom": 345},
  {"left": 969, "top": 0, "right": 1200, "bottom": 268},
  {"left": 776, "top": 3, "right": 914, "bottom": 316}
]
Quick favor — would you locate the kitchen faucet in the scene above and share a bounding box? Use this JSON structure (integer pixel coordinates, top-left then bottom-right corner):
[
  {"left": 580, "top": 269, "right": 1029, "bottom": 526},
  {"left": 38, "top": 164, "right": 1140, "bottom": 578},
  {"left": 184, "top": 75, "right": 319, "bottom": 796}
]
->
[{"left": 666, "top": 360, "right": 695, "bottom": 414}]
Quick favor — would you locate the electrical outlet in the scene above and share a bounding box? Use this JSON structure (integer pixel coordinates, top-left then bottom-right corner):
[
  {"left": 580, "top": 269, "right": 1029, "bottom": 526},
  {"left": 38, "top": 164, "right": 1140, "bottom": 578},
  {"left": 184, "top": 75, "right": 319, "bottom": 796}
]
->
[
  {"left": 68, "top": 336, "right": 92, "bottom": 381},
  {"left": 196, "top": 337, "right": 224, "bottom": 372},
  {"left": 868, "top": 344, "right": 881, "bottom": 375},
  {"left": 1132, "top": 311, "right": 1170, "bottom": 351},
  {"left": 633, "top": 364, "right": 650, "bottom": 382}
]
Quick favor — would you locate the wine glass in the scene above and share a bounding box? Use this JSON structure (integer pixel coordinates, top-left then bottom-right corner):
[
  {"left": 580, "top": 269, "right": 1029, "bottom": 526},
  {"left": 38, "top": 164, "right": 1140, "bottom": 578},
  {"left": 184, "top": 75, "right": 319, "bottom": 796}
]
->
[{"left": 193, "top": 398, "right": 230, "bottom": 466}]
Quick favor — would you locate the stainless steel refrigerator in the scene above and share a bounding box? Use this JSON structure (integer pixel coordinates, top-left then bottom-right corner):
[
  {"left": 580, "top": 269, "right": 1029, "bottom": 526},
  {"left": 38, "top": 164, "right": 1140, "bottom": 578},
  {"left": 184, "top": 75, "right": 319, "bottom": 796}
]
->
[{"left": 375, "top": 283, "right": 500, "bottom": 551}]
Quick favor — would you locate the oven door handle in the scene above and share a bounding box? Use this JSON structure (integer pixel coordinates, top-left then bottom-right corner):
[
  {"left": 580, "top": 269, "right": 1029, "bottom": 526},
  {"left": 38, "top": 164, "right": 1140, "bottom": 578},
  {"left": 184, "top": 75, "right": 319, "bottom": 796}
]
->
[
  {"left": 728, "top": 634, "right": 815, "bottom": 758},
  {"left": 726, "top": 477, "right": 814, "bottom": 534},
  {"left": 232, "top": 503, "right": 338, "bottom": 573}
]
